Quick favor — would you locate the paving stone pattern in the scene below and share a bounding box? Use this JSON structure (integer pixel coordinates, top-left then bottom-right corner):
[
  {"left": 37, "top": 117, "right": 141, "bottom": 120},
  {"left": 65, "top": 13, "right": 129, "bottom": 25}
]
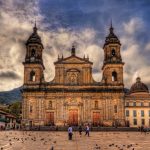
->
[{"left": 0, "top": 131, "right": 149, "bottom": 150}]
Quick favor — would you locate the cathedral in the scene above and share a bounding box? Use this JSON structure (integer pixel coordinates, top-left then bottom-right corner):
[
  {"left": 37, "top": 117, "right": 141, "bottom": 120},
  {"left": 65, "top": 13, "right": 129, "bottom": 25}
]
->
[{"left": 22, "top": 23, "right": 147, "bottom": 128}]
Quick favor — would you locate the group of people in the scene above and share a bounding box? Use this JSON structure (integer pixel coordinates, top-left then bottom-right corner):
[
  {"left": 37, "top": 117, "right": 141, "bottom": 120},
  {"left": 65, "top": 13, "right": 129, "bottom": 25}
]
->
[
  {"left": 138, "top": 125, "right": 150, "bottom": 134},
  {"left": 68, "top": 125, "right": 90, "bottom": 140}
]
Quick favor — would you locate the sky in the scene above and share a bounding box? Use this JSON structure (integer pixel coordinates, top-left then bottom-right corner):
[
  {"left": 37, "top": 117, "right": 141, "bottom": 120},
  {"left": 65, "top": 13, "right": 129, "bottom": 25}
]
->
[{"left": 0, "top": 0, "right": 150, "bottom": 91}]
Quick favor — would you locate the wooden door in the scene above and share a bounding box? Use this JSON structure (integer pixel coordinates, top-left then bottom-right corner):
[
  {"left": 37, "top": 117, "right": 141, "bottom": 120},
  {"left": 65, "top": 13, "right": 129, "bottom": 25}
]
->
[
  {"left": 46, "top": 112, "right": 54, "bottom": 125},
  {"left": 69, "top": 109, "right": 78, "bottom": 126},
  {"left": 93, "top": 112, "right": 100, "bottom": 126}
]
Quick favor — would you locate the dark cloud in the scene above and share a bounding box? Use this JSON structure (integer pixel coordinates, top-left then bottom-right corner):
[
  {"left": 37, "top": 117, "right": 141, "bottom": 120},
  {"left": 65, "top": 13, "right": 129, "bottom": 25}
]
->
[{"left": 0, "top": 71, "right": 21, "bottom": 80}]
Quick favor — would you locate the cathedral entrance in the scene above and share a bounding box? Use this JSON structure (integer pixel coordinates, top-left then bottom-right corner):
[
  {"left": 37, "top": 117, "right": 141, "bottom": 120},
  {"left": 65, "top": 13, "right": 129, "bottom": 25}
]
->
[
  {"left": 93, "top": 112, "right": 100, "bottom": 126},
  {"left": 46, "top": 112, "right": 54, "bottom": 126},
  {"left": 68, "top": 109, "right": 78, "bottom": 126}
]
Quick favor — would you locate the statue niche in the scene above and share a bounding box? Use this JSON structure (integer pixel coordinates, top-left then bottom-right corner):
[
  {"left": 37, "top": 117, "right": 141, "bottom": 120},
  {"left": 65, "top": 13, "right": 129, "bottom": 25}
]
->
[{"left": 66, "top": 69, "right": 80, "bottom": 85}]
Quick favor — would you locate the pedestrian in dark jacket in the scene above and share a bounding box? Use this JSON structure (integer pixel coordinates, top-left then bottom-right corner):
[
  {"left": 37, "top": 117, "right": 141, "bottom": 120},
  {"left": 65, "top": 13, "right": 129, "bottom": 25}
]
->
[
  {"left": 68, "top": 125, "right": 73, "bottom": 140},
  {"left": 85, "top": 125, "right": 90, "bottom": 137},
  {"left": 78, "top": 125, "right": 82, "bottom": 136}
]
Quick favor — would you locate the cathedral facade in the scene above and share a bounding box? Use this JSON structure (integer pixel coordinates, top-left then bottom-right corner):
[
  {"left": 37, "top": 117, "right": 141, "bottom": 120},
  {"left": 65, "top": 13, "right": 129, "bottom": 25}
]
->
[{"left": 22, "top": 24, "right": 126, "bottom": 127}]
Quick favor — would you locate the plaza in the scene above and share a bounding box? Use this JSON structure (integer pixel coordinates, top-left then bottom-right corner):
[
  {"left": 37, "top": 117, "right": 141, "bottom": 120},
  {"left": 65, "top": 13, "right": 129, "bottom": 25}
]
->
[{"left": 0, "top": 131, "right": 150, "bottom": 150}]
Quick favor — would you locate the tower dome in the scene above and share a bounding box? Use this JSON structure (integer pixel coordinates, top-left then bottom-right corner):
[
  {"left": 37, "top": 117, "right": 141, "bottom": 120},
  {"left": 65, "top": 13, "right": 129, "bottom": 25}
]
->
[
  {"left": 130, "top": 77, "right": 149, "bottom": 94},
  {"left": 103, "top": 22, "right": 121, "bottom": 47},
  {"left": 26, "top": 22, "right": 43, "bottom": 47}
]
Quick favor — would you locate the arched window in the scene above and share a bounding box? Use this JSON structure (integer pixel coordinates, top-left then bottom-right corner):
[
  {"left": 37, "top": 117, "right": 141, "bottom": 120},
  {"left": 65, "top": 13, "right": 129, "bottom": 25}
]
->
[
  {"left": 30, "top": 105, "right": 33, "bottom": 113},
  {"left": 112, "top": 71, "right": 117, "bottom": 81},
  {"left": 30, "top": 71, "right": 36, "bottom": 81},
  {"left": 48, "top": 101, "right": 52, "bottom": 109},
  {"left": 95, "top": 101, "right": 98, "bottom": 108},
  {"left": 31, "top": 49, "right": 36, "bottom": 57},
  {"left": 30, "top": 49, "right": 36, "bottom": 62},
  {"left": 112, "top": 49, "right": 116, "bottom": 56},
  {"left": 114, "top": 105, "right": 117, "bottom": 113}
]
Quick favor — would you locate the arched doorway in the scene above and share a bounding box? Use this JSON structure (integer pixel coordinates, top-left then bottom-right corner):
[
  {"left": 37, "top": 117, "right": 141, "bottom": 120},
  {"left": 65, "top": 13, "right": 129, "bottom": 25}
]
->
[
  {"left": 46, "top": 112, "right": 54, "bottom": 126},
  {"left": 68, "top": 109, "right": 78, "bottom": 126},
  {"left": 93, "top": 112, "right": 100, "bottom": 126}
]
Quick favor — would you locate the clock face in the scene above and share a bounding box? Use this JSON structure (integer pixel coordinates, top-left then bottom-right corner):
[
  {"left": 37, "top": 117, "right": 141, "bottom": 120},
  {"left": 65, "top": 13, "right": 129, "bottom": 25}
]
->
[{"left": 30, "top": 56, "right": 35, "bottom": 62}]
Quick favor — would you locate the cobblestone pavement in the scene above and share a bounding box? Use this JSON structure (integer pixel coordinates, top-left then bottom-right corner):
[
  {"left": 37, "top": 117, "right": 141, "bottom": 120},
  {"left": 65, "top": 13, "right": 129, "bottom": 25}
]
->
[{"left": 0, "top": 131, "right": 150, "bottom": 150}]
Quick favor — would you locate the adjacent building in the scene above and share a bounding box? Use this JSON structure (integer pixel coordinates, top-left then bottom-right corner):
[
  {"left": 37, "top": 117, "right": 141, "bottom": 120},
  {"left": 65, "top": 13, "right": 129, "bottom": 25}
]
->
[
  {"left": 125, "top": 77, "right": 150, "bottom": 127},
  {"left": 0, "top": 109, "right": 17, "bottom": 129}
]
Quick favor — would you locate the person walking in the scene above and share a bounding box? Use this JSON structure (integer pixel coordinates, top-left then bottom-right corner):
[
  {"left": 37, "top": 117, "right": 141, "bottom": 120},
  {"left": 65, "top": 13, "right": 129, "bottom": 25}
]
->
[
  {"left": 144, "top": 126, "right": 147, "bottom": 135},
  {"left": 141, "top": 125, "right": 144, "bottom": 133},
  {"left": 78, "top": 125, "right": 82, "bottom": 136},
  {"left": 68, "top": 125, "right": 73, "bottom": 140},
  {"left": 85, "top": 125, "right": 90, "bottom": 137}
]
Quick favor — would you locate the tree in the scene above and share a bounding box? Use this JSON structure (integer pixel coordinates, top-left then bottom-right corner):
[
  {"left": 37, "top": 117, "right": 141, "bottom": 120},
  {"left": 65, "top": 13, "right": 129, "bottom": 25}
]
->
[{"left": 8, "top": 101, "right": 22, "bottom": 119}]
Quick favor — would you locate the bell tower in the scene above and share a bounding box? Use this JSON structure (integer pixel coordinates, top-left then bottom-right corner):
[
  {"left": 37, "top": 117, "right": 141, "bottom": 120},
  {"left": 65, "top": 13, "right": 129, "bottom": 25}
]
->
[
  {"left": 23, "top": 22, "right": 45, "bottom": 85},
  {"left": 102, "top": 23, "right": 124, "bottom": 86}
]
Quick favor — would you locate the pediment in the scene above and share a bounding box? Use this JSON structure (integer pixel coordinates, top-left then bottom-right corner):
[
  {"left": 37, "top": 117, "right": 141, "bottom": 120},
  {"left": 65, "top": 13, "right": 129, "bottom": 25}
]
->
[
  {"left": 55, "top": 56, "right": 92, "bottom": 64},
  {"left": 63, "top": 57, "right": 86, "bottom": 63}
]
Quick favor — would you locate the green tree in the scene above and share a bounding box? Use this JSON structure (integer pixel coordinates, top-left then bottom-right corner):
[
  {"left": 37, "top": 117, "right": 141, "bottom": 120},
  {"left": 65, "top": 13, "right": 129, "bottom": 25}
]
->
[{"left": 8, "top": 101, "right": 22, "bottom": 119}]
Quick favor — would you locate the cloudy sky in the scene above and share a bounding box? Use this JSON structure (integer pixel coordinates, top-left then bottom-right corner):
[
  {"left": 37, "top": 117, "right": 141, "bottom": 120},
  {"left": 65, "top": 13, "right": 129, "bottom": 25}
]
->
[{"left": 0, "top": 0, "right": 150, "bottom": 91}]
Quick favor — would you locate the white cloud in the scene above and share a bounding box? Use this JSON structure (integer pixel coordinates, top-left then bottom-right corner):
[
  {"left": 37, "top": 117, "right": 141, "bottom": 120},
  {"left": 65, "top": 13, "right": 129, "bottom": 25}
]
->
[
  {"left": 0, "top": 0, "right": 40, "bottom": 91},
  {"left": 123, "top": 17, "right": 143, "bottom": 35},
  {"left": 121, "top": 18, "right": 150, "bottom": 88},
  {"left": 41, "top": 28, "right": 102, "bottom": 82},
  {"left": 0, "top": 0, "right": 102, "bottom": 91},
  {"left": 145, "top": 43, "right": 150, "bottom": 51}
]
